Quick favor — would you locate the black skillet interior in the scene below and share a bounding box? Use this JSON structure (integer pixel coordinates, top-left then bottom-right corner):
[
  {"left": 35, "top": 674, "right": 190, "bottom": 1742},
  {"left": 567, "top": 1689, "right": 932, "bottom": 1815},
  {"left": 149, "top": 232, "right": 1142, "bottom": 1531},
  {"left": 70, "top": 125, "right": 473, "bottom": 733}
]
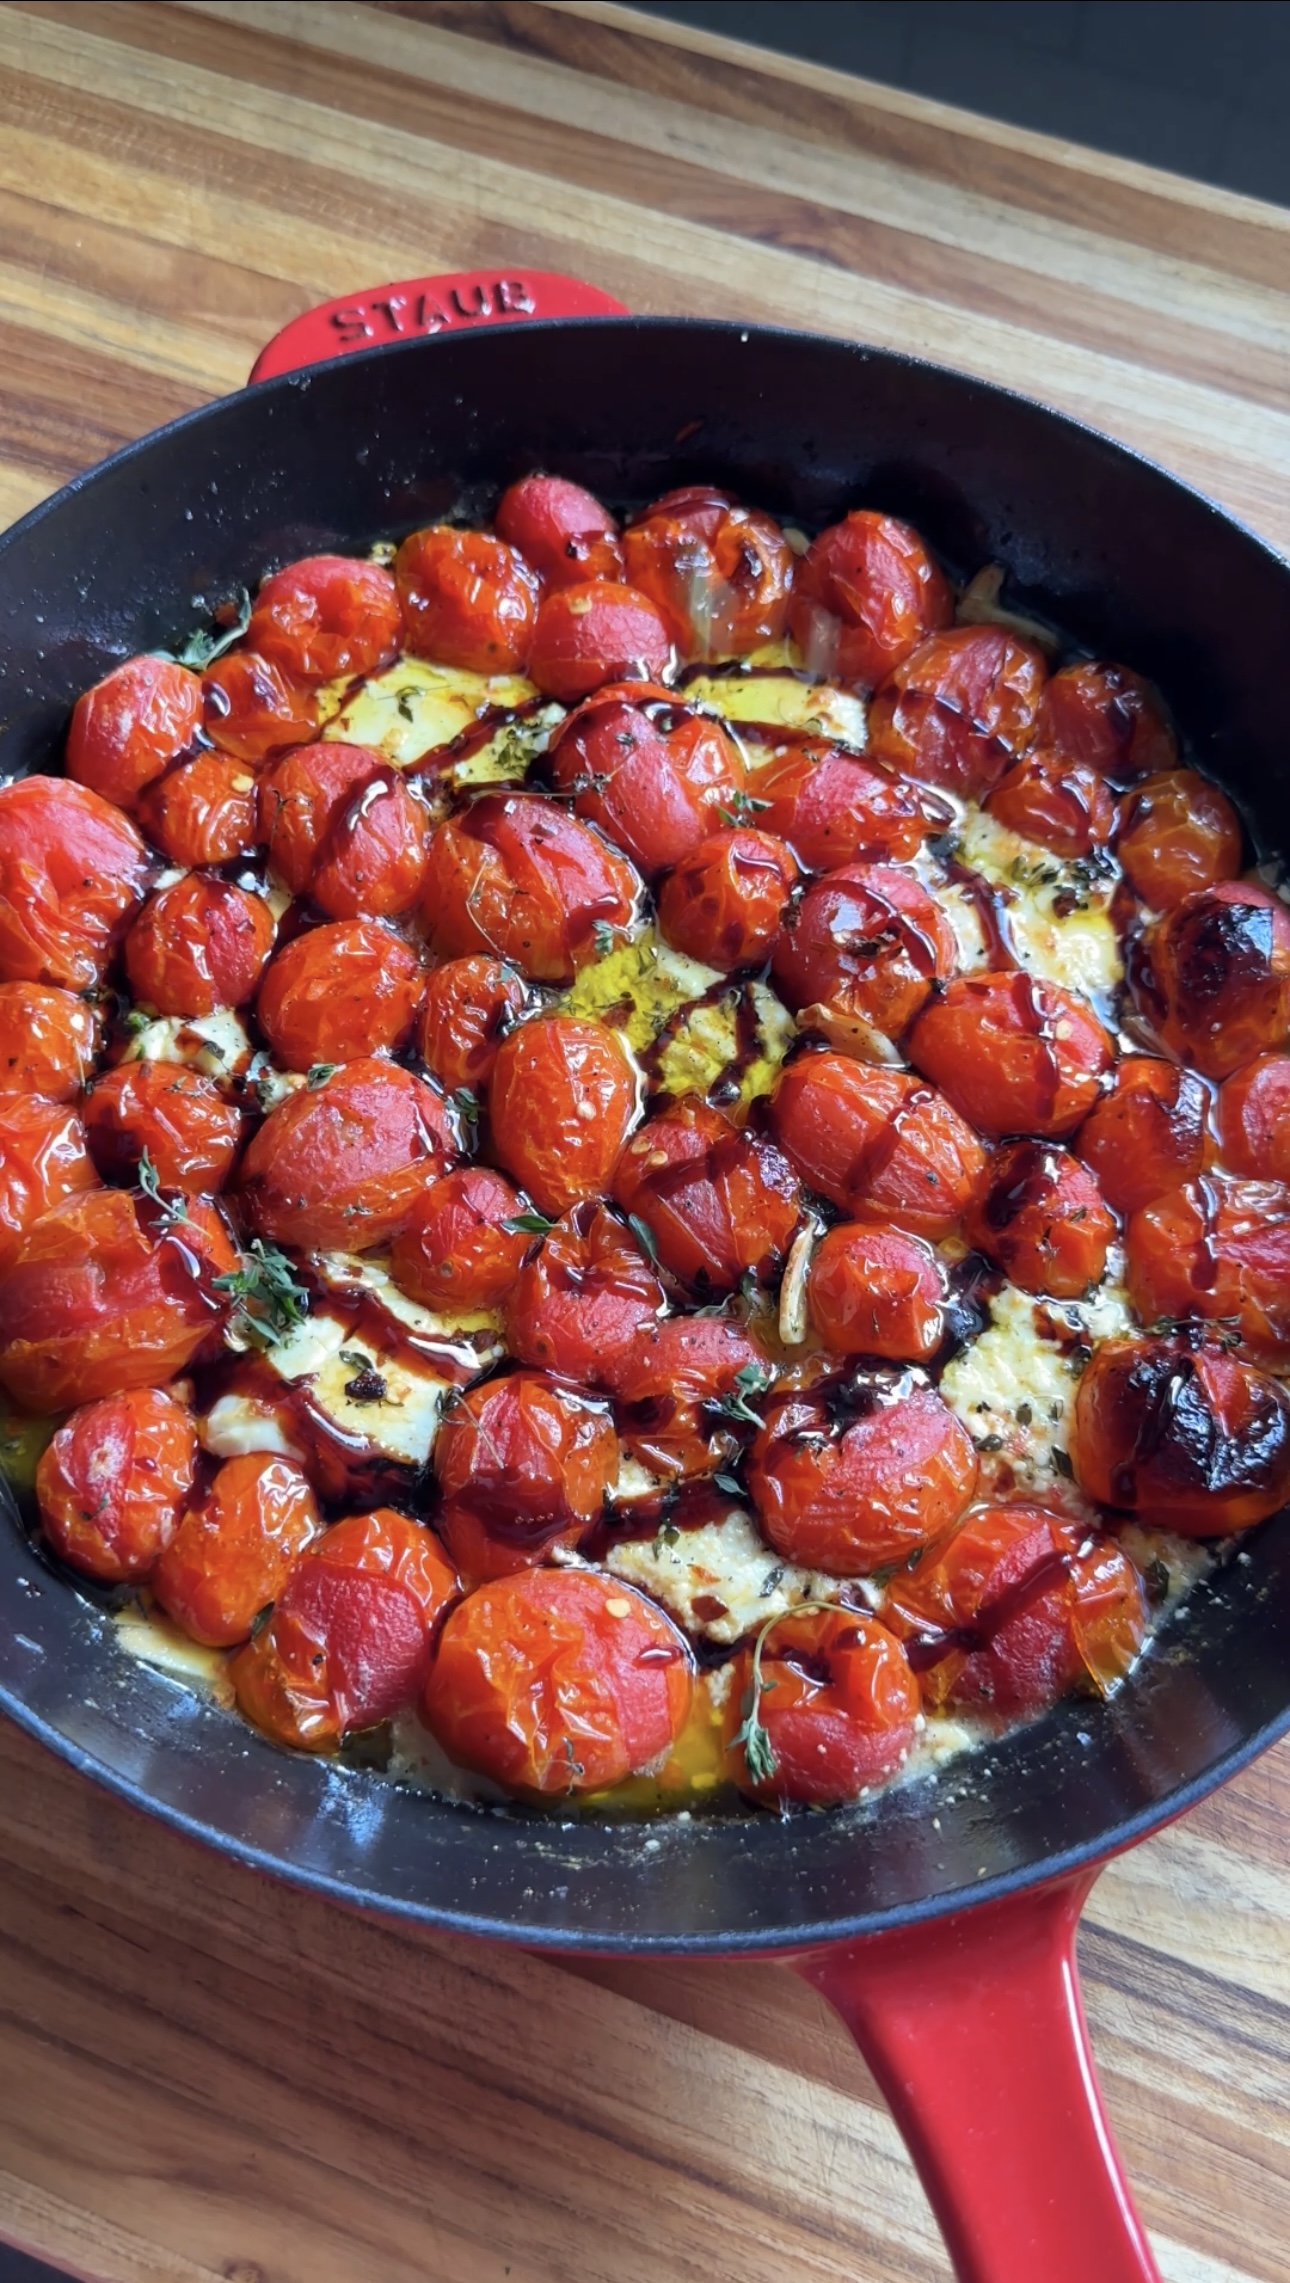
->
[{"left": 1, "top": 318, "right": 1288, "bottom": 1953}]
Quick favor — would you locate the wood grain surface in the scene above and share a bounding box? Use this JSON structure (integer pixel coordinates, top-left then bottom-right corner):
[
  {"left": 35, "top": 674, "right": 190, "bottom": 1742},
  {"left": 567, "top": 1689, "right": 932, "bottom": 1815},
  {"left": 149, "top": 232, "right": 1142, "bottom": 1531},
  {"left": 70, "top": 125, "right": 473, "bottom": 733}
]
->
[{"left": 0, "top": 5, "right": 1287, "bottom": 2280}]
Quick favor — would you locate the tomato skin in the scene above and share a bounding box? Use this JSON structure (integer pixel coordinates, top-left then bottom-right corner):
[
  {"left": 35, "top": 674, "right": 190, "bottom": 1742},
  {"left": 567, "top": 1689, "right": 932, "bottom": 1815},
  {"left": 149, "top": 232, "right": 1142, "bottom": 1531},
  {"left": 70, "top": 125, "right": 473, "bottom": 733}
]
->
[
  {"left": 396, "top": 526, "right": 538, "bottom": 673},
  {"left": 724, "top": 1607, "right": 920, "bottom": 1806},
  {"left": 528, "top": 582, "right": 673, "bottom": 702},
  {"left": 246, "top": 555, "right": 402, "bottom": 683},
  {"left": 788, "top": 511, "right": 953, "bottom": 688},
  {"left": 967, "top": 1140, "right": 1114, "bottom": 1298},
  {"left": 66, "top": 655, "right": 203, "bottom": 812},
  {"left": 152, "top": 1453, "right": 323, "bottom": 1647},
  {"left": 495, "top": 475, "right": 623, "bottom": 590},
  {"left": 35, "top": 1385, "right": 198, "bottom": 1583},
  {"left": 753, "top": 743, "right": 953, "bottom": 871},
  {"left": 986, "top": 749, "right": 1116, "bottom": 857},
  {"left": 255, "top": 920, "right": 425, "bottom": 1071},
  {"left": 602, "top": 1313, "right": 767, "bottom": 1479},
  {"left": 0, "top": 1187, "right": 235, "bottom": 1411},
  {"left": 0, "top": 1094, "right": 97, "bottom": 1272},
  {"left": 0, "top": 775, "right": 148, "bottom": 989},
  {"left": 83, "top": 1061, "right": 241, "bottom": 1193},
  {"left": 1116, "top": 769, "right": 1242, "bottom": 910},
  {"left": 422, "top": 1567, "right": 693, "bottom": 1795},
  {"left": 1126, "top": 1177, "right": 1290, "bottom": 1357},
  {"left": 390, "top": 1167, "right": 530, "bottom": 1310},
  {"left": 504, "top": 1202, "right": 663, "bottom": 1385},
  {"left": 259, "top": 741, "right": 429, "bottom": 918},
  {"left": 1217, "top": 1053, "right": 1290, "bottom": 1181},
  {"left": 806, "top": 1222, "right": 946, "bottom": 1361},
  {"left": 867, "top": 626, "right": 1048, "bottom": 799},
  {"left": 489, "top": 1014, "right": 638, "bottom": 1218},
  {"left": 202, "top": 650, "right": 320, "bottom": 765},
  {"left": 656, "top": 829, "right": 797, "bottom": 971},
  {"left": 0, "top": 983, "right": 100, "bottom": 1100},
  {"left": 238, "top": 1059, "right": 457, "bottom": 1253},
  {"left": 612, "top": 1096, "right": 801, "bottom": 1296},
  {"left": 1135, "top": 882, "right": 1290, "bottom": 1079},
  {"left": 748, "top": 1379, "right": 977, "bottom": 1574},
  {"left": 417, "top": 955, "right": 527, "bottom": 1094},
  {"left": 770, "top": 1054, "right": 985, "bottom": 1239},
  {"left": 1073, "top": 1332, "right": 1290, "bottom": 1533},
  {"left": 1076, "top": 1055, "right": 1209, "bottom": 1216},
  {"left": 125, "top": 875, "right": 276, "bottom": 1016},
  {"left": 909, "top": 972, "right": 1112, "bottom": 1140},
  {"left": 421, "top": 792, "right": 640, "bottom": 982},
  {"left": 622, "top": 490, "right": 794, "bottom": 660},
  {"left": 772, "top": 861, "right": 956, "bottom": 1042},
  {"left": 434, "top": 1368, "right": 618, "bottom": 1580},
  {"left": 883, "top": 1504, "right": 1147, "bottom": 1715},
  {"left": 137, "top": 749, "right": 261, "bottom": 868},
  {"left": 547, "top": 686, "right": 747, "bottom": 875},
  {"left": 232, "top": 1510, "right": 460, "bottom": 1749},
  {"left": 1036, "top": 661, "right": 1175, "bottom": 779}
]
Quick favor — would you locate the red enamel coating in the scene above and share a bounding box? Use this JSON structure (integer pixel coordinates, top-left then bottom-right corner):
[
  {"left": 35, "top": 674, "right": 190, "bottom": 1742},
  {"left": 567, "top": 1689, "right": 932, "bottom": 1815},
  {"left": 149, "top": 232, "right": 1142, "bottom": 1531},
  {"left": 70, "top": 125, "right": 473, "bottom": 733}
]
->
[{"left": 249, "top": 269, "right": 628, "bottom": 381}]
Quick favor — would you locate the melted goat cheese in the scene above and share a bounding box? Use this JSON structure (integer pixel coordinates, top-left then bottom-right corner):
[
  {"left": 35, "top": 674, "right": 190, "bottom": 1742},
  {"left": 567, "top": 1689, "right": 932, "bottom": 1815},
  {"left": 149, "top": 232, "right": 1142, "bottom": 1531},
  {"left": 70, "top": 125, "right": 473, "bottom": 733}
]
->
[
  {"left": 321, "top": 655, "right": 561, "bottom": 780},
  {"left": 606, "top": 1506, "right": 845, "bottom": 1646},
  {"left": 940, "top": 1279, "right": 1133, "bottom": 1518}
]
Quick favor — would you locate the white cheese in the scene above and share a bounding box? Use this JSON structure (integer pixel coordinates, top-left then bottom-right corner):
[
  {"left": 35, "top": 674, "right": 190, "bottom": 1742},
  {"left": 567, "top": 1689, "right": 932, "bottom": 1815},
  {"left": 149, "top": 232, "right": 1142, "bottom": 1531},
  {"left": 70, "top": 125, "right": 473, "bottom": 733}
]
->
[
  {"left": 940, "top": 1279, "right": 1132, "bottom": 1519},
  {"left": 201, "top": 1393, "right": 304, "bottom": 1462},
  {"left": 951, "top": 809, "right": 1123, "bottom": 1003},
  {"left": 319, "top": 654, "right": 555, "bottom": 776},
  {"left": 263, "top": 1307, "right": 454, "bottom": 1468},
  {"left": 688, "top": 667, "right": 866, "bottom": 750},
  {"left": 308, "top": 1251, "right": 505, "bottom": 1371},
  {"left": 606, "top": 1505, "right": 844, "bottom": 1646},
  {"left": 121, "top": 1006, "right": 253, "bottom": 1079}
]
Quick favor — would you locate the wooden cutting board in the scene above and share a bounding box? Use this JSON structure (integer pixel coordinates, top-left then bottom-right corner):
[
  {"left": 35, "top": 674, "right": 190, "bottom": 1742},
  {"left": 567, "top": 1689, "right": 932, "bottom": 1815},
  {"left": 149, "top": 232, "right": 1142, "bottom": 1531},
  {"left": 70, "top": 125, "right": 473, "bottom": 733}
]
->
[{"left": 0, "top": 6, "right": 1287, "bottom": 2280}]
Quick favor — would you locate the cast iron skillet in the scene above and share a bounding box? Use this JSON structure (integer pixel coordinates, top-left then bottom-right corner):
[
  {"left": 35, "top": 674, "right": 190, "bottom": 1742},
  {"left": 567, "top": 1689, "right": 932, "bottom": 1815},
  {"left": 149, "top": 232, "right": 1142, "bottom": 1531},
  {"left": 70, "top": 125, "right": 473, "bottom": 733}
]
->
[{"left": 1, "top": 288, "right": 1288, "bottom": 2283}]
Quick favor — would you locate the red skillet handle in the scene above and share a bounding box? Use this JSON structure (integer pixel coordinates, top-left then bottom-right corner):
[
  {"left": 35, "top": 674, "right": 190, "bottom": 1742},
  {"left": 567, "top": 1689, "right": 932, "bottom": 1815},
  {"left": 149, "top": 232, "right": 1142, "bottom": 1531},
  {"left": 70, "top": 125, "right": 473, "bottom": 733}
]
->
[
  {"left": 794, "top": 1870, "right": 1160, "bottom": 2283},
  {"left": 249, "top": 268, "right": 629, "bottom": 383}
]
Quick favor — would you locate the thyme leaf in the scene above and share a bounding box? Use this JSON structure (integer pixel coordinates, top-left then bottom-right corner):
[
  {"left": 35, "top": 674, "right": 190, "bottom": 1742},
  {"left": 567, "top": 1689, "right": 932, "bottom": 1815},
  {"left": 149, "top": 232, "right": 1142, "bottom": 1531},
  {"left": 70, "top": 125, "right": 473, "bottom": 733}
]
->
[
  {"left": 715, "top": 1361, "right": 774, "bottom": 1429},
  {"left": 306, "top": 1062, "right": 339, "bottom": 1089},
  {"left": 137, "top": 1147, "right": 190, "bottom": 1230},
  {"left": 166, "top": 584, "right": 252, "bottom": 671},
  {"left": 501, "top": 1209, "right": 557, "bottom": 1236},
  {"left": 214, "top": 1239, "right": 310, "bottom": 1350}
]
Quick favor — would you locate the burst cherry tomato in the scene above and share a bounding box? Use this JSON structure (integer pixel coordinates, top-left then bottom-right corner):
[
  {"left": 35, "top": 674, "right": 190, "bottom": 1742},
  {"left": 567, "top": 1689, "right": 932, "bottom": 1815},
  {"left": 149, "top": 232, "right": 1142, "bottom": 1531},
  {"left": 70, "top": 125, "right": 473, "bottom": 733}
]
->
[
  {"left": 806, "top": 1222, "right": 947, "bottom": 1361},
  {"left": 421, "top": 792, "right": 640, "bottom": 982},
  {"left": 656, "top": 829, "right": 798, "bottom": 971},
  {"left": 612, "top": 1097, "right": 801, "bottom": 1296},
  {"left": 390, "top": 1167, "right": 530, "bottom": 1310},
  {"left": 125, "top": 875, "right": 275, "bottom": 1017},
  {"left": 528, "top": 582, "right": 673, "bottom": 702},
  {"left": 752, "top": 742, "right": 953, "bottom": 870},
  {"left": 246, "top": 555, "right": 402, "bottom": 683},
  {"left": 1076, "top": 1054, "right": 1209, "bottom": 1216},
  {"left": 232, "top": 1509, "right": 460, "bottom": 1749},
  {"left": 0, "top": 776, "right": 148, "bottom": 989},
  {"left": 0, "top": 1094, "right": 96, "bottom": 1272},
  {"left": 787, "top": 510, "right": 953, "bottom": 687},
  {"left": 422, "top": 1567, "right": 693, "bottom": 1795},
  {"left": 0, "top": 1186, "right": 235, "bottom": 1412},
  {"left": 986, "top": 749, "right": 1116, "bottom": 857},
  {"left": 255, "top": 920, "right": 424, "bottom": 1071},
  {"left": 967, "top": 1141, "right": 1114, "bottom": 1297},
  {"left": 1071, "top": 1331, "right": 1290, "bottom": 1533},
  {"left": 417, "top": 955, "right": 528, "bottom": 1094},
  {"left": 770, "top": 1055, "right": 985, "bottom": 1238},
  {"left": 622, "top": 487, "right": 794, "bottom": 660},
  {"left": 489, "top": 1014, "right": 637, "bottom": 1218},
  {"left": 83, "top": 1061, "right": 241, "bottom": 1192},
  {"left": 724, "top": 1606, "right": 921, "bottom": 1806},
  {"left": 137, "top": 749, "right": 261, "bottom": 868},
  {"left": 153, "top": 1453, "right": 322, "bottom": 1647},
  {"left": 772, "top": 861, "right": 956, "bottom": 1042},
  {"left": 202, "top": 650, "right": 320, "bottom": 764},
  {"left": 259, "top": 741, "right": 429, "bottom": 918},
  {"left": 867, "top": 626, "right": 1048, "bottom": 799},
  {"left": 910, "top": 972, "right": 1112, "bottom": 1139},
  {"left": 0, "top": 983, "right": 100, "bottom": 1099},
  {"left": 1117, "top": 769, "right": 1242, "bottom": 909},
  {"left": 35, "top": 1385, "right": 198, "bottom": 1582},
  {"left": 1036, "top": 661, "right": 1175, "bottom": 779},
  {"left": 504, "top": 1203, "right": 663, "bottom": 1385},
  {"left": 1126, "top": 1177, "right": 1290, "bottom": 1357},
  {"left": 1134, "top": 882, "right": 1290, "bottom": 1079},
  {"left": 748, "top": 1378, "right": 977, "bottom": 1574},
  {"left": 602, "top": 1314, "right": 768, "bottom": 1480},
  {"left": 1217, "top": 1053, "right": 1290, "bottom": 1181},
  {"left": 434, "top": 1368, "right": 618, "bottom": 1580},
  {"left": 395, "top": 525, "right": 538, "bottom": 674},
  {"left": 239, "top": 1059, "right": 457, "bottom": 1252},
  {"left": 547, "top": 685, "right": 748, "bottom": 875},
  {"left": 495, "top": 475, "right": 623, "bottom": 589},
  {"left": 66, "top": 654, "right": 203, "bottom": 811}
]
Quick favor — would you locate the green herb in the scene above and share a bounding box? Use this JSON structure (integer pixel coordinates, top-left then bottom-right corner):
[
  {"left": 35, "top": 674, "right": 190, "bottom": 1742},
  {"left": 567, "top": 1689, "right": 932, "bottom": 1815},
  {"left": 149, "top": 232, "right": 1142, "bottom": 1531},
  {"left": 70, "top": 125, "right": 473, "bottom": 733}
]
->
[
  {"left": 717, "top": 790, "right": 772, "bottom": 828},
  {"left": 306, "top": 1062, "right": 339, "bottom": 1089},
  {"left": 122, "top": 1007, "right": 152, "bottom": 1038},
  {"left": 733, "top": 1613, "right": 782, "bottom": 1785},
  {"left": 167, "top": 584, "right": 252, "bottom": 671},
  {"left": 975, "top": 1432, "right": 1004, "bottom": 1453},
  {"left": 214, "top": 1239, "right": 310, "bottom": 1350},
  {"left": 1051, "top": 1446, "right": 1074, "bottom": 1480},
  {"left": 338, "top": 1349, "right": 372, "bottom": 1371},
  {"left": 1144, "top": 1557, "right": 1171, "bottom": 1605},
  {"left": 716, "top": 1361, "right": 773, "bottom": 1429},
  {"left": 396, "top": 690, "right": 418, "bottom": 722},
  {"left": 593, "top": 921, "right": 618, "bottom": 958},
  {"left": 654, "top": 1519, "right": 680, "bottom": 1551},
  {"left": 137, "top": 1147, "right": 190, "bottom": 1230},
  {"left": 713, "top": 1472, "right": 742, "bottom": 1497},
  {"left": 1015, "top": 1402, "right": 1033, "bottom": 1427},
  {"left": 501, "top": 1209, "right": 558, "bottom": 1236},
  {"left": 627, "top": 1212, "right": 659, "bottom": 1265},
  {"left": 454, "top": 1087, "right": 481, "bottom": 1135}
]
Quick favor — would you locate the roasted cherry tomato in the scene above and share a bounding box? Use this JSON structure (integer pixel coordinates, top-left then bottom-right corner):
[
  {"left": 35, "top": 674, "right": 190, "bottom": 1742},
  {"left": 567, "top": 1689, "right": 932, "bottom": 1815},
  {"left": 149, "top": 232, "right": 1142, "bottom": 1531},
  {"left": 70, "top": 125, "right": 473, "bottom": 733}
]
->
[
  {"left": 772, "top": 861, "right": 956, "bottom": 1042},
  {"left": 1126, "top": 1177, "right": 1290, "bottom": 1357},
  {"left": 656, "top": 829, "right": 798, "bottom": 971},
  {"left": 152, "top": 1452, "right": 322, "bottom": 1647},
  {"left": 1116, "top": 769, "right": 1242, "bottom": 910},
  {"left": 548, "top": 685, "right": 747, "bottom": 875},
  {"left": 967, "top": 1140, "right": 1114, "bottom": 1298},
  {"left": 0, "top": 1094, "right": 96, "bottom": 1272},
  {"left": 255, "top": 920, "right": 425, "bottom": 1071},
  {"left": 883, "top": 1504, "right": 1147, "bottom": 1714},
  {"left": 1036, "top": 660, "right": 1175, "bottom": 779},
  {"left": 601, "top": 1313, "right": 768, "bottom": 1480},
  {"left": 528, "top": 581, "right": 673, "bottom": 702},
  {"left": 787, "top": 510, "right": 953, "bottom": 687},
  {"left": 1134, "top": 882, "right": 1290, "bottom": 1079},
  {"left": 806, "top": 1222, "right": 947, "bottom": 1361},
  {"left": 909, "top": 972, "right": 1113, "bottom": 1139},
  {"left": 1076, "top": 1055, "right": 1209, "bottom": 1216},
  {"left": 622, "top": 487, "right": 794, "bottom": 660},
  {"left": 1217, "top": 1053, "right": 1290, "bottom": 1182},
  {"left": 417, "top": 955, "right": 528, "bottom": 1094},
  {"left": 495, "top": 475, "right": 623, "bottom": 589},
  {"left": 35, "top": 1385, "right": 198, "bottom": 1582},
  {"left": 752, "top": 742, "right": 953, "bottom": 871},
  {"left": 125, "top": 875, "right": 275, "bottom": 1017},
  {"left": 489, "top": 1014, "right": 637, "bottom": 1218},
  {"left": 137, "top": 748, "right": 261, "bottom": 868},
  {"left": 232, "top": 1509, "right": 460, "bottom": 1749},
  {"left": 396, "top": 526, "right": 538, "bottom": 673},
  {"left": 724, "top": 1606, "right": 921, "bottom": 1807},
  {"left": 202, "top": 650, "right": 320, "bottom": 764},
  {"left": 770, "top": 1055, "right": 985, "bottom": 1238},
  {"left": 612, "top": 1097, "right": 801, "bottom": 1296},
  {"left": 0, "top": 982, "right": 100, "bottom": 1099},
  {"left": 0, "top": 1186, "right": 235, "bottom": 1412},
  {"left": 1071, "top": 1331, "right": 1290, "bottom": 1533},
  {"left": 0, "top": 775, "right": 148, "bottom": 989},
  {"left": 259, "top": 741, "right": 429, "bottom": 918},
  {"left": 867, "top": 626, "right": 1048, "bottom": 799},
  {"left": 986, "top": 749, "right": 1116, "bottom": 857},
  {"left": 246, "top": 555, "right": 402, "bottom": 683},
  {"left": 422, "top": 1566, "right": 693, "bottom": 1795},
  {"left": 434, "top": 1368, "right": 618, "bottom": 1580},
  {"left": 66, "top": 654, "right": 203, "bottom": 812},
  {"left": 83, "top": 1061, "right": 242, "bottom": 1193},
  {"left": 239, "top": 1059, "right": 457, "bottom": 1253},
  {"left": 390, "top": 1167, "right": 531, "bottom": 1310},
  {"left": 504, "top": 1202, "right": 663, "bottom": 1385},
  {"left": 422, "top": 792, "right": 640, "bottom": 982},
  {"left": 748, "top": 1377, "right": 977, "bottom": 1574}
]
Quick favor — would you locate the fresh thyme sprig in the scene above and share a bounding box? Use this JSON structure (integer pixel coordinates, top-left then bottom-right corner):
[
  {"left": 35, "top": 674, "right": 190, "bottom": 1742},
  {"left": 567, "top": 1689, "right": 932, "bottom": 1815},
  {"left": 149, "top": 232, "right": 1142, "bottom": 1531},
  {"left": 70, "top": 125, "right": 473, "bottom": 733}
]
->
[
  {"left": 715, "top": 1361, "right": 774, "bottom": 1429},
  {"left": 732, "top": 1598, "right": 841, "bottom": 1787},
  {"left": 214, "top": 1239, "right": 310, "bottom": 1351},
  {"left": 165, "top": 585, "right": 252, "bottom": 671},
  {"left": 137, "top": 1148, "right": 190, "bottom": 1231}
]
